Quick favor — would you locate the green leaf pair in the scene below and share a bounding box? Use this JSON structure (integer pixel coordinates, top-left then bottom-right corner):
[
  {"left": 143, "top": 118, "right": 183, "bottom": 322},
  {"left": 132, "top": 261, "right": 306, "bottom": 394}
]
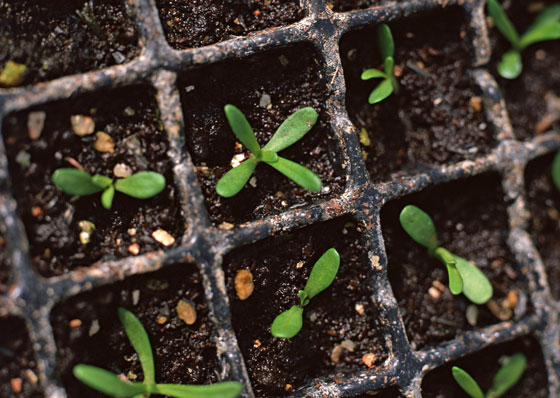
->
[
  {"left": 399, "top": 205, "right": 493, "bottom": 305},
  {"left": 52, "top": 168, "right": 165, "bottom": 210},
  {"left": 270, "top": 248, "right": 340, "bottom": 339},
  {"left": 73, "top": 308, "right": 243, "bottom": 398},
  {"left": 452, "top": 353, "right": 527, "bottom": 398},
  {"left": 215, "top": 104, "right": 322, "bottom": 198},
  {"left": 487, "top": 0, "right": 560, "bottom": 79},
  {"left": 361, "top": 23, "right": 399, "bottom": 104}
]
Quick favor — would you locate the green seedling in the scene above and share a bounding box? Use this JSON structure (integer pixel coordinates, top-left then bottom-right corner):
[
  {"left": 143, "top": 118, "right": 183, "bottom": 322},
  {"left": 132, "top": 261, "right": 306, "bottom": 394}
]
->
[
  {"left": 361, "top": 23, "right": 399, "bottom": 104},
  {"left": 52, "top": 168, "right": 165, "bottom": 210},
  {"left": 216, "top": 104, "right": 322, "bottom": 198},
  {"left": 552, "top": 151, "right": 560, "bottom": 192},
  {"left": 73, "top": 307, "right": 243, "bottom": 398},
  {"left": 487, "top": 0, "right": 560, "bottom": 79},
  {"left": 452, "top": 353, "right": 527, "bottom": 398},
  {"left": 399, "top": 205, "right": 493, "bottom": 304},
  {"left": 270, "top": 248, "right": 340, "bottom": 339}
]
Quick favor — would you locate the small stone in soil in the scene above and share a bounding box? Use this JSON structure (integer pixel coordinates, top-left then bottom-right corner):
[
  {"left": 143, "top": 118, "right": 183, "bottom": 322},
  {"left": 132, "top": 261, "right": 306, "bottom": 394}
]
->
[
  {"left": 354, "top": 303, "right": 365, "bottom": 315},
  {"left": 157, "top": 316, "right": 168, "bottom": 325},
  {"left": 466, "top": 304, "right": 478, "bottom": 326},
  {"left": 132, "top": 289, "right": 140, "bottom": 305},
  {"left": 428, "top": 286, "right": 441, "bottom": 299},
  {"left": 70, "top": 115, "right": 95, "bottom": 136},
  {"left": 177, "top": 299, "right": 197, "bottom": 325},
  {"left": 341, "top": 339, "right": 356, "bottom": 352},
  {"left": 219, "top": 222, "right": 235, "bottom": 231},
  {"left": 24, "top": 370, "right": 38, "bottom": 385},
  {"left": 469, "top": 96, "right": 482, "bottom": 113},
  {"left": 113, "top": 163, "right": 132, "bottom": 178},
  {"left": 234, "top": 269, "right": 254, "bottom": 300},
  {"left": 128, "top": 243, "right": 140, "bottom": 255},
  {"left": 27, "top": 111, "right": 46, "bottom": 140},
  {"left": 152, "top": 229, "right": 175, "bottom": 246},
  {"left": 89, "top": 319, "right": 100, "bottom": 336},
  {"left": 330, "top": 345, "right": 345, "bottom": 363},
  {"left": 69, "top": 319, "right": 82, "bottom": 328},
  {"left": 93, "top": 132, "right": 115, "bottom": 153},
  {"left": 362, "top": 352, "right": 377, "bottom": 368},
  {"left": 10, "top": 378, "right": 22, "bottom": 394}
]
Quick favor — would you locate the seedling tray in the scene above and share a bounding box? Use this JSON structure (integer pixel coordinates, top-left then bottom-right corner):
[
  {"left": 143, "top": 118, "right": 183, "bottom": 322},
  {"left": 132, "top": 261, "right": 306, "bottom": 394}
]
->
[{"left": 1, "top": 0, "right": 559, "bottom": 397}]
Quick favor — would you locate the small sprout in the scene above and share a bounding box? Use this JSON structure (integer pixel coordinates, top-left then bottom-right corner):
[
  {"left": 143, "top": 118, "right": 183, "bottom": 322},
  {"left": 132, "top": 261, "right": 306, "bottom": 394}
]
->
[
  {"left": 73, "top": 308, "right": 242, "bottom": 398},
  {"left": 0, "top": 61, "right": 27, "bottom": 87},
  {"left": 270, "top": 248, "right": 340, "bottom": 338},
  {"left": 551, "top": 150, "right": 560, "bottom": 192},
  {"left": 52, "top": 168, "right": 165, "bottom": 210},
  {"left": 399, "top": 205, "right": 493, "bottom": 304},
  {"left": 487, "top": 0, "right": 560, "bottom": 79},
  {"left": 361, "top": 23, "right": 399, "bottom": 104},
  {"left": 215, "top": 105, "right": 322, "bottom": 198},
  {"left": 75, "top": 0, "right": 101, "bottom": 31},
  {"left": 452, "top": 353, "right": 527, "bottom": 398}
]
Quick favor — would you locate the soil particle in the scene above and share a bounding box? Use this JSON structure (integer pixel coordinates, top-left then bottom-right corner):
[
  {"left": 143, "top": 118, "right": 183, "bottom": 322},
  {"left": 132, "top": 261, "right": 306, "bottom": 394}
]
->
[
  {"left": 422, "top": 336, "right": 548, "bottom": 398},
  {"left": 179, "top": 44, "right": 344, "bottom": 225},
  {"left": 489, "top": 0, "right": 560, "bottom": 140},
  {"left": 51, "top": 263, "right": 219, "bottom": 398},
  {"left": 381, "top": 173, "right": 528, "bottom": 350},
  {"left": 222, "top": 216, "right": 388, "bottom": 396},
  {"left": 0, "top": 317, "right": 43, "bottom": 398},
  {"left": 525, "top": 153, "right": 560, "bottom": 300},
  {"left": 0, "top": 0, "right": 139, "bottom": 87},
  {"left": 156, "top": 0, "right": 303, "bottom": 49},
  {"left": 2, "top": 85, "right": 184, "bottom": 277},
  {"left": 340, "top": 6, "right": 493, "bottom": 183}
]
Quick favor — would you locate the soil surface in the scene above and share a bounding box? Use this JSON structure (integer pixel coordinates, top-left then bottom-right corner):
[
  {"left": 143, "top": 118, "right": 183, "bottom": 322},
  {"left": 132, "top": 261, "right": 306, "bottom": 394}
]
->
[
  {"left": 0, "top": 0, "right": 138, "bottom": 87},
  {"left": 0, "top": 317, "right": 43, "bottom": 398},
  {"left": 329, "top": 0, "right": 383, "bottom": 12},
  {"left": 179, "top": 44, "right": 344, "bottom": 225},
  {"left": 341, "top": 6, "right": 493, "bottom": 183},
  {"left": 156, "top": 0, "right": 303, "bottom": 49},
  {"left": 222, "top": 216, "right": 388, "bottom": 396},
  {"left": 489, "top": 0, "right": 560, "bottom": 141},
  {"left": 356, "top": 386, "right": 402, "bottom": 397},
  {"left": 525, "top": 153, "right": 560, "bottom": 300},
  {"left": 0, "top": 233, "right": 10, "bottom": 293},
  {"left": 2, "top": 85, "right": 184, "bottom": 277},
  {"left": 422, "top": 336, "right": 548, "bottom": 398},
  {"left": 381, "top": 173, "right": 529, "bottom": 350},
  {"left": 51, "top": 263, "right": 219, "bottom": 398}
]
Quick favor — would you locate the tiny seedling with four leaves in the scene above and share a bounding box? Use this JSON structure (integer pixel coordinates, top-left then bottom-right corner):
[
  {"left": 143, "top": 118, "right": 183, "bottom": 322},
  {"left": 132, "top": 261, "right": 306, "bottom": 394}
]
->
[
  {"left": 215, "top": 104, "right": 322, "bottom": 198},
  {"left": 361, "top": 23, "right": 399, "bottom": 104},
  {"left": 452, "top": 353, "right": 527, "bottom": 398},
  {"left": 399, "top": 205, "right": 493, "bottom": 305},
  {"left": 270, "top": 248, "right": 340, "bottom": 339},
  {"left": 73, "top": 307, "right": 243, "bottom": 398},
  {"left": 52, "top": 168, "right": 165, "bottom": 210},
  {"left": 487, "top": 0, "right": 560, "bottom": 79}
]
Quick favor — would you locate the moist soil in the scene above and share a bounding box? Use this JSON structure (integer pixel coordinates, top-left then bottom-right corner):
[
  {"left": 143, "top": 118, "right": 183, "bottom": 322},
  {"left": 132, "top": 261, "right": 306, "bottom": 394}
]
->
[
  {"left": 0, "top": 317, "right": 43, "bottom": 398},
  {"left": 329, "top": 0, "right": 383, "bottom": 13},
  {"left": 51, "top": 263, "right": 219, "bottom": 398},
  {"left": 222, "top": 216, "right": 388, "bottom": 396},
  {"left": 488, "top": 0, "right": 560, "bottom": 141},
  {"left": 525, "top": 153, "right": 560, "bottom": 300},
  {"left": 0, "top": 233, "right": 10, "bottom": 293},
  {"left": 156, "top": 0, "right": 303, "bottom": 49},
  {"left": 179, "top": 44, "right": 344, "bottom": 225},
  {"left": 422, "top": 336, "right": 548, "bottom": 398},
  {"left": 341, "top": 6, "right": 493, "bottom": 183},
  {"left": 381, "top": 173, "right": 529, "bottom": 350},
  {"left": 0, "top": 0, "right": 139, "bottom": 87},
  {"left": 2, "top": 85, "right": 184, "bottom": 278}
]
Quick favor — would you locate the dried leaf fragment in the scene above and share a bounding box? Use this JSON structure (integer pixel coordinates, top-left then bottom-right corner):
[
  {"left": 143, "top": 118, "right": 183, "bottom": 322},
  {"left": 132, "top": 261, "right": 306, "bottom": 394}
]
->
[
  {"left": 235, "top": 269, "right": 254, "bottom": 300},
  {"left": 176, "top": 299, "right": 197, "bottom": 325},
  {"left": 0, "top": 61, "right": 27, "bottom": 87}
]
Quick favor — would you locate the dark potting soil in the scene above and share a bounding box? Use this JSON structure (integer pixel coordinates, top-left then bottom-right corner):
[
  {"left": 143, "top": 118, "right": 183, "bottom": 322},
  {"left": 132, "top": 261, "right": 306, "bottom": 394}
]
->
[
  {"left": 381, "top": 173, "right": 529, "bottom": 350},
  {"left": 525, "top": 153, "right": 560, "bottom": 300},
  {"left": 356, "top": 386, "right": 402, "bottom": 397},
  {"left": 222, "top": 216, "right": 388, "bottom": 396},
  {"left": 488, "top": 0, "right": 560, "bottom": 141},
  {"left": 0, "top": 233, "right": 10, "bottom": 293},
  {"left": 329, "top": 0, "right": 383, "bottom": 13},
  {"left": 0, "top": 317, "right": 43, "bottom": 398},
  {"left": 51, "top": 262, "right": 219, "bottom": 398},
  {"left": 156, "top": 0, "right": 303, "bottom": 50},
  {"left": 0, "top": 0, "right": 139, "bottom": 87},
  {"left": 179, "top": 44, "right": 344, "bottom": 225},
  {"left": 2, "top": 85, "right": 184, "bottom": 278},
  {"left": 341, "top": 6, "right": 493, "bottom": 183},
  {"left": 422, "top": 336, "right": 548, "bottom": 398}
]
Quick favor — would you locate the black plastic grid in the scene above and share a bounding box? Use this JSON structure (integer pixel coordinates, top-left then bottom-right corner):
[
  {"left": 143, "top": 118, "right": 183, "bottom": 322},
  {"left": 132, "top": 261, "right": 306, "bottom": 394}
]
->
[{"left": 0, "top": 0, "right": 559, "bottom": 397}]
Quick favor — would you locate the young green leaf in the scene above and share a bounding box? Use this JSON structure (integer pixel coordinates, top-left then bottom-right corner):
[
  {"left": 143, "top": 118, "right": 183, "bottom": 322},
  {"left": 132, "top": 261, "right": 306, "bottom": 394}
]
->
[
  {"left": 520, "top": 22, "right": 560, "bottom": 48},
  {"left": 384, "top": 56, "right": 394, "bottom": 76},
  {"left": 262, "top": 107, "right": 318, "bottom": 153},
  {"left": 377, "top": 23, "right": 394, "bottom": 60},
  {"left": 487, "top": 0, "right": 521, "bottom": 48},
  {"left": 118, "top": 307, "right": 155, "bottom": 385},
  {"left": 154, "top": 382, "right": 243, "bottom": 398},
  {"left": 454, "top": 255, "right": 493, "bottom": 305},
  {"left": 224, "top": 104, "right": 262, "bottom": 157},
  {"left": 532, "top": 4, "right": 560, "bottom": 27},
  {"left": 101, "top": 185, "right": 115, "bottom": 210},
  {"left": 399, "top": 205, "right": 439, "bottom": 252},
  {"left": 52, "top": 168, "right": 104, "bottom": 196},
  {"left": 268, "top": 156, "right": 322, "bottom": 192},
  {"left": 498, "top": 50, "right": 522, "bottom": 79},
  {"left": 270, "top": 305, "right": 304, "bottom": 338},
  {"left": 551, "top": 151, "right": 560, "bottom": 191},
  {"left": 451, "top": 367, "right": 484, "bottom": 398},
  {"left": 361, "top": 68, "right": 387, "bottom": 80},
  {"left": 260, "top": 150, "right": 279, "bottom": 164},
  {"left": 73, "top": 365, "right": 148, "bottom": 397},
  {"left": 114, "top": 171, "right": 166, "bottom": 199},
  {"left": 92, "top": 175, "right": 113, "bottom": 189},
  {"left": 368, "top": 78, "right": 394, "bottom": 104},
  {"left": 216, "top": 158, "right": 258, "bottom": 198},
  {"left": 487, "top": 353, "right": 527, "bottom": 398},
  {"left": 298, "top": 289, "right": 309, "bottom": 307},
  {"left": 303, "top": 248, "right": 341, "bottom": 300},
  {"left": 434, "top": 247, "right": 463, "bottom": 295}
]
